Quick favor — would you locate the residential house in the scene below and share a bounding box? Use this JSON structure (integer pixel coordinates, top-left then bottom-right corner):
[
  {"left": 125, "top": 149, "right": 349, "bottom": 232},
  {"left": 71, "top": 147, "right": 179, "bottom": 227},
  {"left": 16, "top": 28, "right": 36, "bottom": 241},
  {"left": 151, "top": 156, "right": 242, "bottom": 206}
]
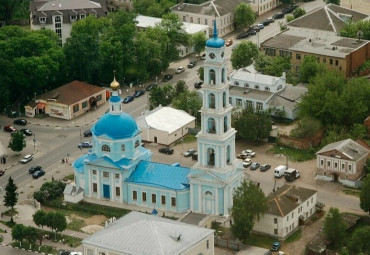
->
[
  {"left": 253, "top": 184, "right": 317, "bottom": 240},
  {"left": 316, "top": 138, "right": 370, "bottom": 187},
  {"left": 228, "top": 67, "right": 307, "bottom": 120},
  {"left": 170, "top": 0, "right": 251, "bottom": 37},
  {"left": 25, "top": 80, "right": 107, "bottom": 120},
  {"left": 82, "top": 211, "right": 215, "bottom": 255},
  {"left": 135, "top": 106, "right": 196, "bottom": 146},
  {"left": 30, "top": 0, "right": 108, "bottom": 45},
  {"left": 250, "top": 0, "right": 282, "bottom": 16}
]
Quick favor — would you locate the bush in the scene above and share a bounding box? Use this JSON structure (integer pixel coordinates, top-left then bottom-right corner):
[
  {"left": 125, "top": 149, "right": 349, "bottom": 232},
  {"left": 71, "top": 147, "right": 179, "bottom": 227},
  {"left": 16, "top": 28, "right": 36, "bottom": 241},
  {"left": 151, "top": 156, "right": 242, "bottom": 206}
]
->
[
  {"left": 290, "top": 117, "right": 322, "bottom": 139},
  {"left": 286, "top": 15, "right": 294, "bottom": 22},
  {"left": 34, "top": 181, "right": 66, "bottom": 203}
]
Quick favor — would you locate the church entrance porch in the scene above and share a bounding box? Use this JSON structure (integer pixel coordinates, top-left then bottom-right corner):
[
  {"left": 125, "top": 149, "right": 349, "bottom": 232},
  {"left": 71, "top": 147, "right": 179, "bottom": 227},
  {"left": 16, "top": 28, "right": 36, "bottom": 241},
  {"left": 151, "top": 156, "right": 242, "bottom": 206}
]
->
[{"left": 203, "top": 191, "right": 215, "bottom": 214}]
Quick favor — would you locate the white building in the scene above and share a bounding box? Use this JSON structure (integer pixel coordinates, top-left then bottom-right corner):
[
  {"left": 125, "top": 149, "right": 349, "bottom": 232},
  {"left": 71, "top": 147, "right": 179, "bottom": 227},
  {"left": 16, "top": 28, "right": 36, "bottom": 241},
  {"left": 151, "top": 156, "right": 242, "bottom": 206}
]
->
[
  {"left": 82, "top": 211, "right": 215, "bottom": 255},
  {"left": 228, "top": 67, "right": 307, "bottom": 120},
  {"left": 253, "top": 185, "right": 317, "bottom": 240},
  {"left": 30, "top": 0, "right": 107, "bottom": 45},
  {"left": 135, "top": 106, "right": 196, "bottom": 145},
  {"left": 136, "top": 15, "right": 209, "bottom": 58},
  {"left": 250, "top": 0, "right": 282, "bottom": 16}
]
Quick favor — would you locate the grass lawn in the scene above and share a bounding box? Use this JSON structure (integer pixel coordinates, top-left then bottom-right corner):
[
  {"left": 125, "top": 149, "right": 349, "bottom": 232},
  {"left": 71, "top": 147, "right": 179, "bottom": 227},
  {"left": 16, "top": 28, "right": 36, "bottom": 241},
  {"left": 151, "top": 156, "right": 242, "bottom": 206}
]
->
[
  {"left": 62, "top": 174, "right": 74, "bottom": 182},
  {"left": 273, "top": 145, "right": 316, "bottom": 162},
  {"left": 174, "top": 134, "right": 197, "bottom": 144},
  {"left": 342, "top": 188, "right": 360, "bottom": 197},
  {"left": 67, "top": 217, "right": 86, "bottom": 232},
  {"left": 246, "top": 233, "right": 278, "bottom": 249},
  {"left": 284, "top": 228, "right": 302, "bottom": 243},
  {"left": 12, "top": 241, "right": 57, "bottom": 254}
]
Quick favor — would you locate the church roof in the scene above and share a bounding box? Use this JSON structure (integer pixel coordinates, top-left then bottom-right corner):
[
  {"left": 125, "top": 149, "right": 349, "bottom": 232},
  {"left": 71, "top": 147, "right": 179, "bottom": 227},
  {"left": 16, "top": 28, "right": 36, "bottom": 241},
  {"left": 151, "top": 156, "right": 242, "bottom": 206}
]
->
[
  {"left": 93, "top": 112, "right": 139, "bottom": 139},
  {"left": 127, "top": 161, "right": 190, "bottom": 190},
  {"left": 206, "top": 20, "right": 224, "bottom": 48}
]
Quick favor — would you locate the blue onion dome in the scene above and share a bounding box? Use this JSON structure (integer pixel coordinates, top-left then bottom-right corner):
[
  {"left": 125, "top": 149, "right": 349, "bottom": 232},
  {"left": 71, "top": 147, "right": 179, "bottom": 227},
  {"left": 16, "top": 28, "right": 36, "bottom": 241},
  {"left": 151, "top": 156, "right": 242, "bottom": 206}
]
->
[
  {"left": 93, "top": 113, "right": 139, "bottom": 139},
  {"left": 206, "top": 20, "right": 225, "bottom": 48}
]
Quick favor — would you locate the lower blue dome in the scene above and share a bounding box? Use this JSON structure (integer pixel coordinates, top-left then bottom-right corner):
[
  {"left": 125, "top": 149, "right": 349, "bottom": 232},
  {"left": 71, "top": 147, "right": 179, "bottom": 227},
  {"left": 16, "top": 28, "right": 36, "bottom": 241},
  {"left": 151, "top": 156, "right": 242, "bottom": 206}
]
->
[
  {"left": 93, "top": 113, "right": 139, "bottom": 139},
  {"left": 206, "top": 37, "right": 225, "bottom": 48}
]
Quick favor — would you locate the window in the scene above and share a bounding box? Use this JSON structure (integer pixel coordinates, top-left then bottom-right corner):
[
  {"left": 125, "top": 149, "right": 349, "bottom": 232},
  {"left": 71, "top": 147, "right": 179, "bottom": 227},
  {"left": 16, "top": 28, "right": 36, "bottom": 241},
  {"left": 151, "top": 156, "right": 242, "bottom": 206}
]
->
[
  {"left": 287, "top": 216, "right": 289, "bottom": 221},
  {"left": 342, "top": 163, "right": 345, "bottom": 170},
  {"left": 161, "top": 195, "right": 166, "bottom": 205},
  {"left": 80, "top": 14, "right": 86, "bottom": 19},
  {"left": 206, "top": 240, "right": 209, "bottom": 249},
  {"left": 256, "top": 102, "right": 263, "bottom": 111},
  {"left": 99, "top": 252, "right": 106, "bottom": 255},
  {"left": 320, "top": 160, "right": 324, "bottom": 166},
  {"left": 103, "top": 172, "right": 109, "bottom": 178},
  {"left": 323, "top": 58, "right": 326, "bottom": 63},
  {"left": 96, "top": 94, "right": 102, "bottom": 101},
  {"left": 82, "top": 101, "right": 88, "bottom": 109},
  {"left": 334, "top": 162, "right": 338, "bottom": 168},
  {"left": 135, "top": 140, "right": 140, "bottom": 148},
  {"left": 234, "top": 81, "right": 239, "bottom": 86},
  {"left": 39, "top": 17, "right": 46, "bottom": 22},
  {"left": 274, "top": 218, "right": 277, "bottom": 223},
  {"left": 55, "top": 23, "right": 61, "bottom": 28},
  {"left": 279, "top": 50, "right": 292, "bottom": 58},
  {"left": 292, "top": 212, "right": 294, "bottom": 218},
  {"left": 92, "top": 170, "right": 97, "bottom": 175},
  {"left": 311, "top": 197, "right": 313, "bottom": 203},
  {"left": 121, "top": 144, "right": 125, "bottom": 152},
  {"left": 246, "top": 100, "right": 253, "bottom": 108},
  {"left": 317, "top": 57, "right": 320, "bottom": 62},
  {"left": 236, "top": 98, "right": 242, "bottom": 107},
  {"left": 264, "top": 48, "right": 275, "bottom": 56},
  {"left": 349, "top": 165, "right": 352, "bottom": 171},
  {"left": 254, "top": 85, "right": 260, "bottom": 90},
  {"left": 142, "top": 192, "right": 147, "bottom": 202},
  {"left": 286, "top": 227, "right": 288, "bottom": 233},
  {"left": 244, "top": 83, "right": 249, "bottom": 88},
  {"left": 102, "top": 144, "right": 111, "bottom": 152},
  {"left": 264, "top": 86, "right": 270, "bottom": 91},
  {"left": 55, "top": 16, "right": 61, "bottom": 22},
  {"left": 307, "top": 201, "right": 309, "bottom": 206},
  {"left": 87, "top": 249, "right": 93, "bottom": 255},
  {"left": 93, "top": 183, "right": 97, "bottom": 192},
  {"left": 190, "top": 17, "right": 193, "bottom": 23},
  {"left": 116, "top": 187, "right": 120, "bottom": 196},
  {"left": 335, "top": 60, "right": 338, "bottom": 66},
  {"left": 310, "top": 208, "right": 312, "bottom": 214},
  {"left": 296, "top": 53, "right": 301, "bottom": 60},
  {"left": 133, "top": 191, "right": 137, "bottom": 200},
  {"left": 183, "top": 16, "right": 186, "bottom": 22},
  {"left": 171, "top": 197, "right": 176, "bottom": 206},
  {"left": 73, "top": 104, "right": 79, "bottom": 113},
  {"left": 329, "top": 59, "right": 333, "bottom": 65},
  {"left": 274, "top": 229, "right": 277, "bottom": 234},
  {"left": 298, "top": 207, "right": 300, "bottom": 213},
  {"left": 277, "top": 85, "right": 283, "bottom": 91},
  {"left": 115, "top": 173, "right": 119, "bottom": 179},
  {"left": 327, "top": 161, "right": 330, "bottom": 167},
  {"left": 152, "top": 194, "right": 156, "bottom": 203},
  {"left": 71, "top": 15, "right": 77, "bottom": 20}
]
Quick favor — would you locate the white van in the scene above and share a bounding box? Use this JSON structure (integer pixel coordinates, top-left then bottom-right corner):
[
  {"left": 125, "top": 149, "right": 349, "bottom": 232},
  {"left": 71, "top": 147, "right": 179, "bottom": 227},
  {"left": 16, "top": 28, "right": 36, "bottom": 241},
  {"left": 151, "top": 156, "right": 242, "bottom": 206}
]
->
[{"left": 274, "top": 165, "right": 286, "bottom": 178}]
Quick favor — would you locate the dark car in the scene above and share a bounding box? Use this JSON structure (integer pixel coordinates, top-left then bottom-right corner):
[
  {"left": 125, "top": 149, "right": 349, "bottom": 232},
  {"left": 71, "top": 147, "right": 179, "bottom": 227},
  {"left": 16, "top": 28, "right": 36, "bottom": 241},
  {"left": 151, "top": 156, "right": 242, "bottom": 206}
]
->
[
  {"left": 13, "top": 119, "right": 27, "bottom": 126},
  {"left": 7, "top": 111, "right": 18, "bottom": 118},
  {"left": 260, "top": 164, "right": 271, "bottom": 172},
  {"left": 162, "top": 74, "right": 173, "bottom": 82},
  {"left": 83, "top": 129, "right": 92, "bottom": 137},
  {"left": 146, "top": 83, "right": 158, "bottom": 91},
  {"left": 192, "top": 152, "right": 198, "bottom": 160},
  {"left": 58, "top": 251, "right": 71, "bottom": 255},
  {"left": 134, "top": 89, "right": 145, "bottom": 98},
  {"left": 262, "top": 18, "right": 274, "bottom": 26},
  {"left": 250, "top": 162, "right": 260, "bottom": 170},
  {"left": 29, "top": 165, "right": 42, "bottom": 174},
  {"left": 236, "top": 32, "right": 248, "bottom": 39},
  {"left": 187, "top": 61, "right": 197, "bottom": 68},
  {"left": 78, "top": 141, "right": 93, "bottom": 148},
  {"left": 251, "top": 25, "right": 260, "bottom": 32},
  {"left": 246, "top": 29, "right": 257, "bottom": 35},
  {"left": 20, "top": 128, "right": 32, "bottom": 136},
  {"left": 0, "top": 170, "right": 4, "bottom": 176},
  {"left": 123, "top": 95, "right": 135, "bottom": 104},
  {"left": 194, "top": 81, "right": 203, "bottom": 89},
  {"left": 33, "top": 169, "right": 45, "bottom": 179},
  {"left": 282, "top": 7, "right": 293, "bottom": 14},
  {"left": 4, "top": 125, "right": 16, "bottom": 132},
  {"left": 272, "top": 13, "right": 285, "bottom": 20},
  {"left": 159, "top": 147, "right": 174, "bottom": 155},
  {"left": 271, "top": 241, "right": 281, "bottom": 251},
  {"left": 184, "top": 149, "right": 197, "bottom": 157}
]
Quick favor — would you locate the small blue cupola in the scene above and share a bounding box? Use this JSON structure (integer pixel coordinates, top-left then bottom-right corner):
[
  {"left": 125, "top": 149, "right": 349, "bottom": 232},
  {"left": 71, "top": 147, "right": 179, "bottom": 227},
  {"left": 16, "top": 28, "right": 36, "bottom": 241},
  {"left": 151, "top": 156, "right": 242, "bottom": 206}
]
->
[{"left": 206, "top": 20, "right": 225, "bottom": 48}]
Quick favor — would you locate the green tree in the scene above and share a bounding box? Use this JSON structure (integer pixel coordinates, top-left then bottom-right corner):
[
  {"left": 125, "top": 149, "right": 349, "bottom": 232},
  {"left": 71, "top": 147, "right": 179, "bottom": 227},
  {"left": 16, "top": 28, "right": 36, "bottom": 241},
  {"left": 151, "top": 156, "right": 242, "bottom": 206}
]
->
[
  {"left": 264, "top": 56, "right": 291, "bottom": 76},
  {"left": 4, "top": 176, "right": 18, "bottom": 210},
  {"left": 33, "top": 181, "right": 66, "bottom": 203},
  {"left": 133, "top": 0, "right": 174, "bottom": 17},
  {"left": 172, "top": 90, "right": 202, "bottom": 117},
  {"left": 364, "top": 159, "right": 370, "bottom": 176},
  {"left": 230, "top": 180, "right": 267, "bottom": 242},
  {"left": 11, "top": 224, "right": 25, "bottom": 246},
  {"left": 230, "top": 41, "right": 259, "bottom": 69},
  {"left": 33, "top": 210, "right": 48, "bottom": 229},
  {"left": 280, "top": 0, "right": 293, "bottom": 4},
  {"left": 321, "top": 125, "right": 349, "bottom": 146},
  {"left": 286, "top": 15, "right": 295, "bottom": 23},
  {"left": 174, "top": 80, "right": 188, "bottom": 97},
  {"left": 24, "top": 226, "right": 38, "bottom": 249},
  {"left": 52, "top": 212, "right": 67, "bottom": 241},
  {"left": 0, "top": 0, "right": 21, "bottom": 24},
  {"left": 360, "top": 175, "right": 370, "bottom": 215},
  {"left": 293, "top": 8, "right": 305, "bottom": 19},
  {"left": 339, "top": 247, "right": 349, "bottom": 255},
  {"left": 8, "top": 131, "right": 26, "bottom": 154},
  {"left": 323, "top": 208, "right": 346, "bottom": 247},
  {"left": 197, "top": 66, "right": 204, "bottom": 81},
  {"left": 299, "top": 55, "right": 326, "bottom": 83},
  {"left": 290, "top": 117, "right": 322, "bottom": 139},
  {"left": 234, "top": 3, "right": 256, "bottom": 30},
  {"left": 350, "top": 123, "right": 367, "bottom": 139},
  {"left": 340, "top": 20, "right": 370, "bottom": 40},
  {"left": 348, "top": 226, "right": 370, "bottom": 253},
  {"left": 149, "top": 84, "right": 174, "bottom": 108},
  {"left": 191, "top": 32, "right": 207, "bottom": 55},
  {"left": 325, "top": 0, "right": 340, "bottom": 5}
]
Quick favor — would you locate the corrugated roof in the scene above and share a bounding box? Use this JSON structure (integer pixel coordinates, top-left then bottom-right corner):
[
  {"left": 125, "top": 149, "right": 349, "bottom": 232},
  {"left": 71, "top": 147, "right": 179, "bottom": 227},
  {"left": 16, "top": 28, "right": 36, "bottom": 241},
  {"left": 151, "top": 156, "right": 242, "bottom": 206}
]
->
[
  {"left": 229, "top": 86, "right": 273, "bottom": 101},
  {"left": 82, "top": 211, "right": 214, "bottom": 254},
  {"left": 127, "top": 161, "right": 190, "bottom": 190},
  {"left": 229, "top": 69, "right": 280, "bottom": 86},
  {"left": 316, "top": 138, "right": 370, "bottom": 161}
]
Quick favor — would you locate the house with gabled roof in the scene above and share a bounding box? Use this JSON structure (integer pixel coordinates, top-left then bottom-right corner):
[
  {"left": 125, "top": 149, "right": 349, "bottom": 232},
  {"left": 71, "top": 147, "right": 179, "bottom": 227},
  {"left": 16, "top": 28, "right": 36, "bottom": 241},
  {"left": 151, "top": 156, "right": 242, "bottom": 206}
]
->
[
  {"left": 253, "top": 185, "right": 317, "bottom": 240},
  {"left": 316, "top": 138, "right": 370, "bottom": 187},
  {"left": 82, "top": 211, "right": 215, "bottom": 255}
]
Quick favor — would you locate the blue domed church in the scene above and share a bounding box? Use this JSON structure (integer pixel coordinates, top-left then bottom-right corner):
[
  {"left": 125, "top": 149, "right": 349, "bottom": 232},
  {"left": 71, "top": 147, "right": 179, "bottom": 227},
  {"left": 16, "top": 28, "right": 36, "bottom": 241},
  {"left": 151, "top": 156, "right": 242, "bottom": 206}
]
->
[{"left": 73, "top": 22, "right": 243, "bottom": 216}]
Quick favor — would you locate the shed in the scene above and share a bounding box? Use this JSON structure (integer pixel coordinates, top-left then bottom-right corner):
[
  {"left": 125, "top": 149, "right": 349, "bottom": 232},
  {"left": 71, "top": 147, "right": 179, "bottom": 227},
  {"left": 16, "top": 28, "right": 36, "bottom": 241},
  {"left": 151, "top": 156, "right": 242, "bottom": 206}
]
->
[{"left": 63, "top": 184, "right": 84, "bottom": 203}]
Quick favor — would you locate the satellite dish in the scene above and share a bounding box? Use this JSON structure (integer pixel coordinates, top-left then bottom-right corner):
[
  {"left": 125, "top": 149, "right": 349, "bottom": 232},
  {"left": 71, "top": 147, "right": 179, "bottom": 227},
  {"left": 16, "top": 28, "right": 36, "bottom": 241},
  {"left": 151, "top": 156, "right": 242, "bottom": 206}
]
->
[{"left": 357, "top": 30, "right": 363, "bottom": 42}]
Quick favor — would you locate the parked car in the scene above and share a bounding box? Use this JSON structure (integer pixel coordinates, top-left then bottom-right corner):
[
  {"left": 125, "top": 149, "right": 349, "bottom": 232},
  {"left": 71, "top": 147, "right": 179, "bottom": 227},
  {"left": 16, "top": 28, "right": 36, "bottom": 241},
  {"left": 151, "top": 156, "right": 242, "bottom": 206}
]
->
[
  {"left": 146, "top": 83, "right": 158, "bottom": 91},
  {"left": 70, "top": 252, "right": 83, "bottom": 255},
  {"left": 246, "top": 28, "right": 257, "bottom": 35},
  {"left": 242, "top": 158, "right": 252, "bottom": 168},
  {"left": 194, "top": 81, "right": 203, "bottom": 89},
  {"left": 0, "top": 170, "right": 4, "bottom": 176},
  {"left": 4, "top": 125, "right": 16, "bottom": 132},
  {"left": 236, "top": 154, "right": 248, "bottom": 159},
  {"left": 33, "top": 169, "right": 45, "bottom": 179},
  {"left": 282, "top": 7, "right": 293, "bottom": 14},
  {"left": 159, "top": 147, "right": 174, "bottom": 155},
  {"left": 13, "top": 119, "right": 27, "bottom": 126},
  {"left": 7, "top": 111, "right": 18, "bottom": 118},
  {"left": 272, "top": 13, "right": 285, "bottom": 20},
  {"left": 123, "top": 95, "right": 134, "bottom": 104},
  {"left": 162, "top": 74, "right": 173, "bottom": 82},
  {"left": 256, "top": 23, "right": 264, "bottom": 29},
  {"left": 241, "top": 149, "right": 256, "bottom": 157},
  {"left": 29, "top": 165, "right": 42, "bottom": 174},
  {"left": 175, "top": 66, "right": 185, "bottom": 74},
  {"left": 250, "top": 162, "right": 260, "bottom": 170},
  {"left": 134, "top": 89, "right": 145, "bottom": 98},
  {"left": 271, "top": 241, "right": 281, "bottom": 251},
  {"left": 236, "top": 32, "right": 248, "bottom": 39},
  {"left": 187, "top": 61, "right": 197, "bottom": 68},
  {"left": 20, "top": 154, "right": 33, "bottom": 164},
  {"left": 184, "top": 149, "right": 197, "bottom": 157},
  {"left": 78, "top": 142, "right": 93, "bottom": 148},
  {"left": 262, "top": 18, "right": 274, "bottom": 26},
  {"left": 192, "top": 152, "right": 198, "bottom": 160},
  {"left": 225, "top": 39, "right": 233, "bottom": 46},
  {"left": 251, "top": 25, "right": 260, "bottom": 32},
  {"left": 58, "top": 251, "right": 71, "bottom": 255},
  {"left": 20, "top": 128, "right": 32, "bottom": 136},
  {"left": 83, "top": 129, "right": 92, "bottom": 137},
  {"left": 260, "top": 164, "right": 271, "bottom": 171}
]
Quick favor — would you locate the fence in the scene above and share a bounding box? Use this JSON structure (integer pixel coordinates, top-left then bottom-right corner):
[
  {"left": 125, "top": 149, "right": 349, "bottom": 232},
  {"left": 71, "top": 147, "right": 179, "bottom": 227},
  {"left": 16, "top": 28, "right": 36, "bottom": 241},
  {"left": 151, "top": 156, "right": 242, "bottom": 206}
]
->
[{"left": 214, "top": 237, "right": 247, "bottom": 251}]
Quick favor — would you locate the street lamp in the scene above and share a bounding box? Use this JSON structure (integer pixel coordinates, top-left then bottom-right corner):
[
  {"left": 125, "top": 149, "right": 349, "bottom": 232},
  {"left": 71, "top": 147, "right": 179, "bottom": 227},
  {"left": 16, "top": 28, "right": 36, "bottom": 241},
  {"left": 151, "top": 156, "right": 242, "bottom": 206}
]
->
[{"left": 33, "top": 134, "right": 36, "bottom": 152}]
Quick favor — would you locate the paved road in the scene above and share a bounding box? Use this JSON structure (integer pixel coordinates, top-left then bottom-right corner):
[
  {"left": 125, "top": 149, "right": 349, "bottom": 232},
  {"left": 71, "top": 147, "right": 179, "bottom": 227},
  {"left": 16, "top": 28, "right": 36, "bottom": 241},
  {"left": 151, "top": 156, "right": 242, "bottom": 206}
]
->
[{"left": 0, "top": 245, "right": 42, "bottom": 255}]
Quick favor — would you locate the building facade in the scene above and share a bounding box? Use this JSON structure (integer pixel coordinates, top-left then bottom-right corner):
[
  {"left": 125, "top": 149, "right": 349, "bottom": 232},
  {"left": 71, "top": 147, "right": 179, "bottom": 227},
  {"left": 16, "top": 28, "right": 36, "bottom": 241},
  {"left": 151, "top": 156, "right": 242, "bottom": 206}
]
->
[{"left": 250, "top": 0, "right": 282, "bottom": 16}]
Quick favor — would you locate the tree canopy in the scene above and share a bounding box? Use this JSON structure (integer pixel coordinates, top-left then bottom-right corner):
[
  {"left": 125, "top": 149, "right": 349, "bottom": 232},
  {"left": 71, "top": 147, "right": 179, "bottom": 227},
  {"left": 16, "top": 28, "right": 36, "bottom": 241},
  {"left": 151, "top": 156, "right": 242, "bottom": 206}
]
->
[
  {"left": 8, "top": 131, "right": 26, "bottom": 154},
  {"left": 255, "top": 53, "right": 291, "bottom": 77},
  {"left": 360, "top": 175, "right": 370, "bottom": 215},
  {"left": 299, "top": 55, "right": 326, "bottom": 83},
  {"left": 323, "top": 208, "right": 346, "bottom": 248},
  {"left": 191, "top": 32, "right": 207, "bottom": 54},
  {"left": 172, "top": 90, "right": 202, "bottom": 117},
  {"left": 133, "top": 0, "right": 175, "bottom": 18},
  {"left": 348, "top": 226, "right": 370, "bottom": 253},
  {"left": 230, "top": 41, "right": 259, "bottom": 69},
  {"left": 340, "top": 20, "right": 370, "bottom": 40},
  {"left": 234, "top": 3, "right": 256, "bottom": 30},
  {"left": 4, "top": 176, "right": 18, "bottom": 210},
  {"left": 325, "top": 0, "right": 340, "bottom": 5}
]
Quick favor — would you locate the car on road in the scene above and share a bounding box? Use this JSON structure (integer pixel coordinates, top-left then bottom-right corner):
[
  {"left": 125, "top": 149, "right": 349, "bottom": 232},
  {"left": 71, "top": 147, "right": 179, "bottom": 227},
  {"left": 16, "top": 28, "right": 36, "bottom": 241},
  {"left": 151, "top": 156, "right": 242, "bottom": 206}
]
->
[
  {"left": 194, "top": 81, "right": 203, "bottom": 89},
  {"left": 262, "top": 18, "right": 274, "bottom": 26},
  {"left": 123, "top": 95, "right": 134, "bottom": 104},
  {"left": 237, "top": 153, "right": 248, "bottom": 159},
  {"left": 146, "top": 83, "right": 158, "bottom": 91},
  {"left": 78, "top": 141, "right": 93, "bottom": 148},
  {"left": 246, "top": 28, "right": 257, "bottom": 35},
  {"left": 242, "top": 158, "right": 252, "bottom": 168},
  {"left": 20, "top": 154, "right": 33, "bottom": 164},
  {"left": 271, "top": 241, "right": 281, "bottom": 251},
  {"left": 0, "top": 170, "right": 4, "bottom": 176},
  {"left": 187, "top": 61, "right": 197, "bottom": 68},
  {"left": 33, "top": 169, "right": 45, "bottom": 179},
  {"left": 256, "top": 23, "right": 264, "bottom": 29},
  {"left": 20, "top": 128, "right": 32, "bottom": 136},
  {"left": 251, "top": 25, "right": 260, "bottom": 32},
  {"left": 272, "top": 13, "right": 284, "bottom": 20},
  {"left": 83, "top": 129, "right": 92, "bottom": 137},
  {"left": 134, "top": 89, "right": 145, "bottom": 98},
  {"left": 159, "top": 147, "right": 174, "bottom": 155},
  {"left": 175, "top": 66, "right": 185, "bottom": 74},
  {"left": 29, "top": 165, "right": 42, "bottom": 174},
  {"left": 282, "top": 7, "right": 293, "bottom": 14},
  {"left": 236, "top": 32, "right": 248, "bottom": 39},
  {"left": 58, "top": 251, "right": 71, "bottom": 255},
  {"left": 192, "top": 152, "right": 198, "bottom": 160},
  {"left": 260, "top": 164, "right": 271, "bottom": 171},
  {"left": 162, "top": 74, "right": 173, "bottom": 82},
  {"left": 250, "top": 162, "right": 260, "bottom": 170},
  {"left": 241, "top": 149, "right": 256, "bottom": 157},
  {"left": 4, "top": 125, "right": 16, "bottom": 132},
  {"left": 13, "top": 119, "right": 27, "bottom": 126},
  {"left": 225, "top": 39, "right": 233, "bottom": 46},
  {"left": 184, "top": 149, "right": 197, "bottom": 157}
]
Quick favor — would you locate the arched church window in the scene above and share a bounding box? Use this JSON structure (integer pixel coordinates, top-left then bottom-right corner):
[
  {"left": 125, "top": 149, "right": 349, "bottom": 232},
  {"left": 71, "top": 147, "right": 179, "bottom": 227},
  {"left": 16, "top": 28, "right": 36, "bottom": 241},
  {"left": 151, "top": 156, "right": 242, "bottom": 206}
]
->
[
  {"left": 205, "top": 191, "right": 212, "bottom": 196},
  {"left": 55, "top": 16, "right": 61, "bottom": 22},
  {"left": 135, "top": 140, "right": 140, "bottom": 148},
  {"left": 234, "top": 81, "right": 239, "bottom": 86},
  {"left": 254, "top": 85, "right": 260, "bottom": 89},
  {"left": 223, "top": 92, "right": 226, "bottom": 107},
  {"left": 226, "top": 145, "right": 231, "bottom": 164},
  {"left": 222, "top": 68, "right": 225, "bottom": 83},
  {"left": 207, "top": 118, "right": 216, "bottom": 134},
  {"left": 265, "top": 86, "right": 270, "bottom": 91},
  {"left": 207, "top": 148, "right": 215, "bottom": 166},
  {"left": 208, "top": 93, "right": 215, "bottom": 109},
  {"left": 102, "top": 144, "right": 111, "bottom": 152},
  {"left": 224, "top": 116, "right": 228, "bottom": 132},
  {"left": 209, "top": 69, "right": 216, "bottom": 85},
  {"left": 244, "top": 83, "right": 249, "bottom": 88}
]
